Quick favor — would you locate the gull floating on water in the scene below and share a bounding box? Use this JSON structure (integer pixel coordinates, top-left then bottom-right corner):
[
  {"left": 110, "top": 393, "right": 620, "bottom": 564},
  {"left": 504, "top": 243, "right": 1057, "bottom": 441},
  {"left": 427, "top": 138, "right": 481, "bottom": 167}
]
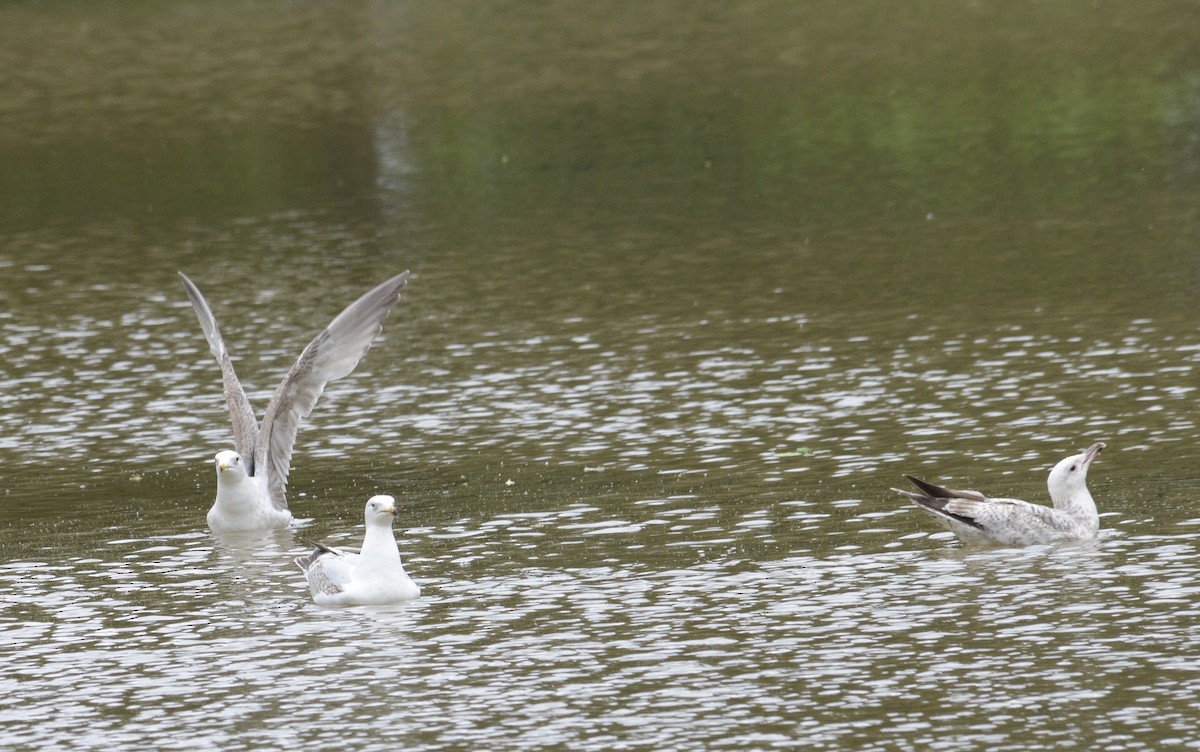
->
[
  {"left": 893, "top": 442, "right": 1106, "bottom": 547},
  {"left": 294, "top": 495, "right": 421, "bottom": 605},
  {"left": 179, "top": 271, "right": 410, "bottom": 533}
]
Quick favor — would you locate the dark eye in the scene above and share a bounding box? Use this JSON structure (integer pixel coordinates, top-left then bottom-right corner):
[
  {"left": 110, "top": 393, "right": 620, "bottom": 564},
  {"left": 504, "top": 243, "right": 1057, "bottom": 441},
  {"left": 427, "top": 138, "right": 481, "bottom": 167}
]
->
[{"left": 1069, "top": 464, "right": 1077, "bottom": 472}]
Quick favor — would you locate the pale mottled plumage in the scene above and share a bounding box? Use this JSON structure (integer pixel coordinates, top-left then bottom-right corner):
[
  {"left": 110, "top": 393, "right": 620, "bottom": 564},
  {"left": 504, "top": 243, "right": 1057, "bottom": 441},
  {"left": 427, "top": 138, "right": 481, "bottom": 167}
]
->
[
  {"left": 294, "top": 495, "right": 421, "bottom": 606},
  {"left": 179, "top": 271, "right": 410, "bottom": 532},
  {"left": 894, "top": 442, "right": 1106, "bottom": 547}
]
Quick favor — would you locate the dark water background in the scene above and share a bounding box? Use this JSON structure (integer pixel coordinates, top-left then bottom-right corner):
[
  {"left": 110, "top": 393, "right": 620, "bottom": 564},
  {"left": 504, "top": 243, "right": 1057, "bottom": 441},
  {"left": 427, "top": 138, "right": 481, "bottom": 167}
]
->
[{"left": 3, "top": 2, "right": 1200, "bottom": 749}]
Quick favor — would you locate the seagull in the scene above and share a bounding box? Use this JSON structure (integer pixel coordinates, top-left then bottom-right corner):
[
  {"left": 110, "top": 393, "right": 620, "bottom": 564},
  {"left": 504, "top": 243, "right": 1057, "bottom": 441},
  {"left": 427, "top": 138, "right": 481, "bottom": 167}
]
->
[
  {"left": 179, "top": 271, "right": 410, "bottom": 533},
  {"left": 294, "top": 495, "right": 421, "bottom": 605},
  {"left": 893, "top": 442, "right": 1106, "bottom": 547}
]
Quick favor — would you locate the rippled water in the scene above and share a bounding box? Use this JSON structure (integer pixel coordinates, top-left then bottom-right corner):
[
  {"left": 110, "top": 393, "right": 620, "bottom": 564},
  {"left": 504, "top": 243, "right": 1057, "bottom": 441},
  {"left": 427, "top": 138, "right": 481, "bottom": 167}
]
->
[
  {"left": 9, "top": 505, "right": 1200, "bottom": 749},
  {"left": 4, "top": 1, "right": 1200, "bottom": 750}
]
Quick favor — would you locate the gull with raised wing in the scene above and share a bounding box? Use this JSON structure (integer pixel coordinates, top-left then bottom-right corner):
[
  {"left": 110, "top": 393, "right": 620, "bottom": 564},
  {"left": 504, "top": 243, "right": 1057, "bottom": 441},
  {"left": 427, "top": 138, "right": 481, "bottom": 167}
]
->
[
  {"left": 294, "top": 495, "right": 421, "bottom": 606},
  {"left": 179, "top": 271, "right": 410, "bottom": 532},
  {"left": 893, "top": 442, "right": 1106, "bottom": 547}
]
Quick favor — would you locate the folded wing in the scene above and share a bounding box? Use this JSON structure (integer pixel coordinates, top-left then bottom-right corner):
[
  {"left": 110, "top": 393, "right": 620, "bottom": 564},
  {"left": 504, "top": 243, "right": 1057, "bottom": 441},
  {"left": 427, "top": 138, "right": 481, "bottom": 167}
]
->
[
  {"left": 894, "top": 474, "right": 1082, "bottom": 544},
  {"left": 295, "top": 545, "right": 357, "bottom": 597}
]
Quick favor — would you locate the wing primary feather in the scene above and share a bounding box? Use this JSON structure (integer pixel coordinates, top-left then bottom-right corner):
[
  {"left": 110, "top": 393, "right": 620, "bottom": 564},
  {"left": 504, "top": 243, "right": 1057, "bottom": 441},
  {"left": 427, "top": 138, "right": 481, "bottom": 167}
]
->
[
  {"left": 294, "top": 540, "right": 340, "bottom": 572},
  {"left": 894, "top": 477, "right": 989, "bottom": 531},
  {"left": 259, "top": 271, "right": 411, "bottom": 510},
  {"left": 912, "top": 495, "right": 987, "bottom": 530},
  {"left": 903, "top": 474, "right": 987, "bottom": 502},
  {"left": 178, "top": 271, "right": 261, "bottom": 472}
]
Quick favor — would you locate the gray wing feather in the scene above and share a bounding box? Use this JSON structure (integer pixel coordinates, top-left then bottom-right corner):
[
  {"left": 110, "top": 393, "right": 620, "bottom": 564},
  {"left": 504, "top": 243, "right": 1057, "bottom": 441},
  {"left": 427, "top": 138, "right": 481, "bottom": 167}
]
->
[
  {"left": 293, "top": 540, "right": 341, "bottom": 572},
  {"left": 259, "top": 271, "right": 410, "bottom": 510},
  {"left": 895, "top": 474, "right": 1084, "bottom": 544},
  {"left": 309, "top": 566, "right": 343, "bottom": 596},
  {"left": 178, "top": 272, "right": 261, "bottom": 470},
  {"left": 957, "top": 499, "right": 1081, "bottom": 535},
  {"left": 304, "top": 558, "right": 345, "bottom": 596},
  {"left": 296, "top": 546, "right": 357, "bottom": 596},
  {"left": 901, "top": 475, "right": 987, "bottom": 502}
]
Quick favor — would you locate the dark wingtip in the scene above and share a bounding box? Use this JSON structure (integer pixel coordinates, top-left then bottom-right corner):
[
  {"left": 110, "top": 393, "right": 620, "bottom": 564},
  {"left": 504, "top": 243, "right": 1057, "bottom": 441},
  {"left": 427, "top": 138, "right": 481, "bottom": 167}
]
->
[
  {"left": 902, "top": 474, "right": 949, "bottom": 498},
  {"left": 294, "top": 538, "right": 338, "bottom": 571},
  {"left": 912, "top": 495, "right": 987, "bottom": 530}
]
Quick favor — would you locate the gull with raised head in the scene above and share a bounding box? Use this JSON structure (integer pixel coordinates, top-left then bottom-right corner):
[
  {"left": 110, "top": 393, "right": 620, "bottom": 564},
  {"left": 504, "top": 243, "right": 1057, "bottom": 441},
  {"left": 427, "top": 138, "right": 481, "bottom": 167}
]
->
[
  {"left": 893, "top": 442, "right": 1106, "bottom": 547},
  {"left": 294, "top": 495, "right": 421, "bottom": 605},
  {"left": 179, "top": 270, "right": 410, "bottom": 533}
]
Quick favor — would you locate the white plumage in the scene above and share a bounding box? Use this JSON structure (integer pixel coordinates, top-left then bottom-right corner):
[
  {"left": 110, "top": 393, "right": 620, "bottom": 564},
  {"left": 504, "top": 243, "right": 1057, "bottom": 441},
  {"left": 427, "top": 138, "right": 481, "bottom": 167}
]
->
[
  {"left": 894, "top": 442, "right": 1106, "bottom": 547},
  {"left": 294, "top": 495, "right": 421, "bottom": 606},
  {"left": 179, "top": 271, "right": 410, "bottom": 532}
]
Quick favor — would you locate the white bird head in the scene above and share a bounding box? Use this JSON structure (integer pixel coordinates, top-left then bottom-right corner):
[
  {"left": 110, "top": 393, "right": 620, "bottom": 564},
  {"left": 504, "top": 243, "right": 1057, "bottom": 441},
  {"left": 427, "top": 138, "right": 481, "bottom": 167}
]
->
[
  {"left": 1046, "top": 442, "right": 1105, "bottom": 505},
  {"left": 365, "top": 494, "right": 398, "bottom": 526},
  {"left": 214, "top": 450, "right": 248, "bottom": 481}
]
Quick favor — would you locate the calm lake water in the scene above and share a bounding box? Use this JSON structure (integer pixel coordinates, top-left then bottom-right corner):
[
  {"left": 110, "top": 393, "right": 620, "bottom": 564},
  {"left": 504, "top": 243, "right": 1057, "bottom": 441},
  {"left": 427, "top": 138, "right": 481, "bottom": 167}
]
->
[{"left": 4, "top": 2, "right": 1200, "bottom": 749}]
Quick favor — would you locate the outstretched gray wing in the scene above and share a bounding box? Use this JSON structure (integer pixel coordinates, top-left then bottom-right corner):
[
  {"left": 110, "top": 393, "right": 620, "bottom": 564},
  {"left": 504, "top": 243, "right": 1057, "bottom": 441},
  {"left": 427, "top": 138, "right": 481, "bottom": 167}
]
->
[
  {"left": 179, "top": 271, "right": 261, "bottom": 471},
  {"left": 258, "top": 271, "right": 410, "bottom": 510}
]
